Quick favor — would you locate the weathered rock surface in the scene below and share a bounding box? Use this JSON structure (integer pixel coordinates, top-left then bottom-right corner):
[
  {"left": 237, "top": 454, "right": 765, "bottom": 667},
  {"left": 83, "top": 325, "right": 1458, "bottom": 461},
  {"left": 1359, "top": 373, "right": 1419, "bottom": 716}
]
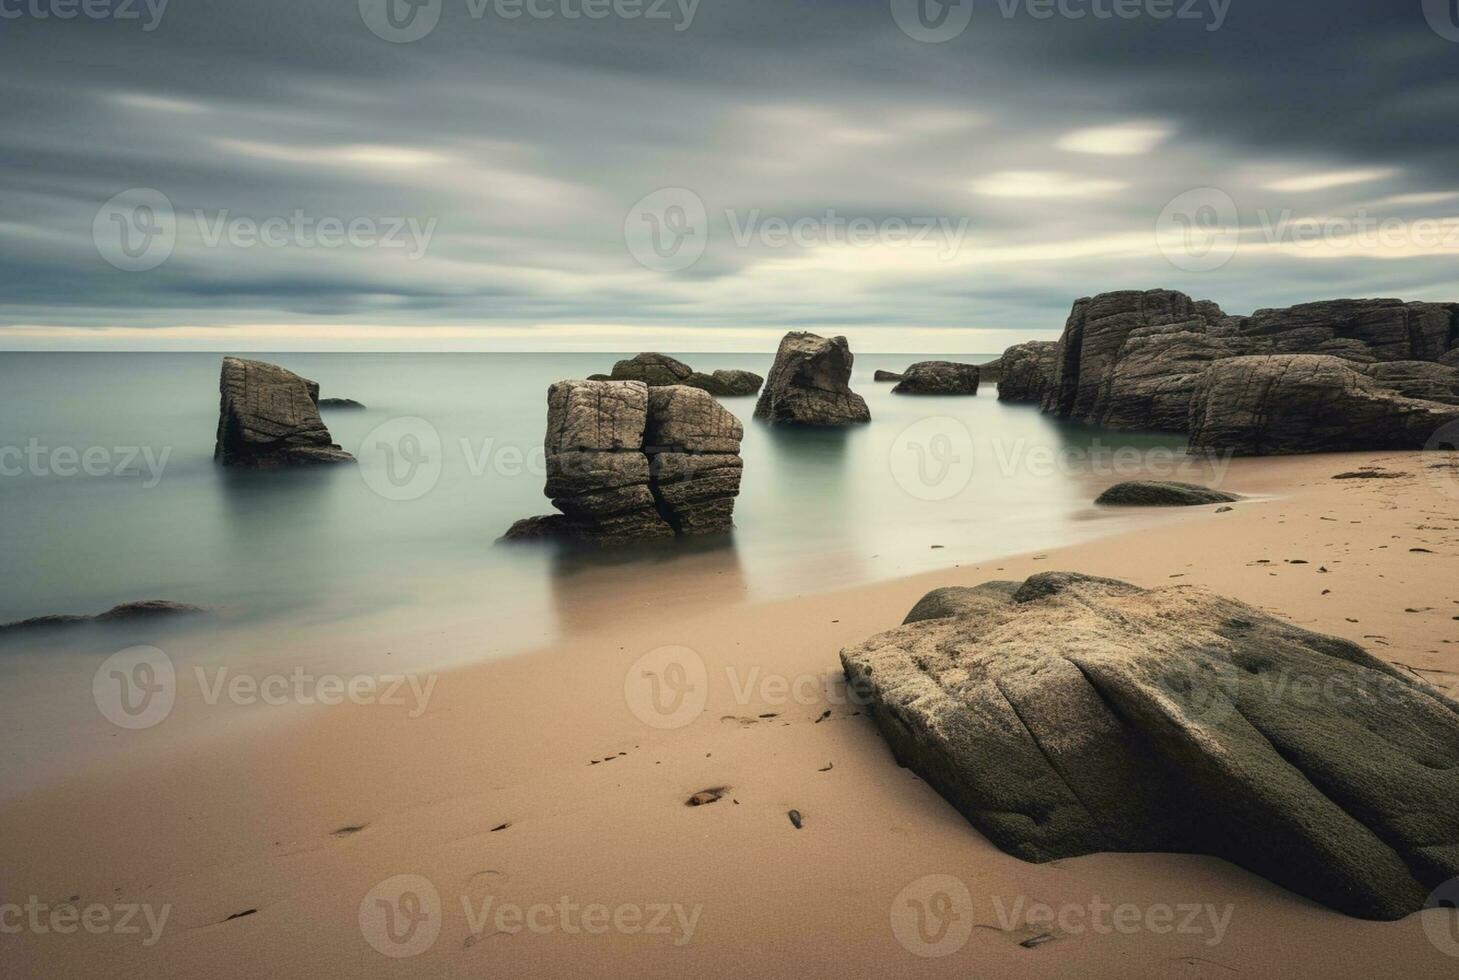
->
[
  {"left": 604, "top": 353, "right": 762, "bottom": 397},
  {"left": 215, "top": 357, "right": 354, "bottom": 467},
  {"left": 1188, "top": 355, "right": 1459, "bottom": 456},
  {"left": 753, "top": 332, "right": 870, "bottom": 426},
  {"left": 504, "top": 380, "right": 744, "bottom": 546},
  {"left": 1095, "top": 480, "right": 1239, "bottom": 506},
  {"left": 705, "top": 369, "right": 764, "bottom": 397},
  {"left": 873, "top": 370, "right": 904, "bottom": 382},
  {"left": 0, "top": 600, "right": 206, "bottom": 634},
  {"left": 996, "top": 341, "right": 1058, "bottom": 403},
  {"left": 841, "top": 571, "right": 1459, "bottom": 920},
  {"left": 892, "top": 361, "right": 981, "bottom": 395},
  {"left": 318, "top": 397, "right": 365, "bottom": 409},
  {"left": 1036, "top": 290, "right": 1459, "bottom": 453}
]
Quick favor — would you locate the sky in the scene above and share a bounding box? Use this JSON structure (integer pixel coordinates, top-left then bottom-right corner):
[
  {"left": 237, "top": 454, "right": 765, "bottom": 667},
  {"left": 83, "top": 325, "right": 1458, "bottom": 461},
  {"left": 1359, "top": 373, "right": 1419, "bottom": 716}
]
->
[{"left": 1, "top": 0, "right": 1458, "bottom": 351}]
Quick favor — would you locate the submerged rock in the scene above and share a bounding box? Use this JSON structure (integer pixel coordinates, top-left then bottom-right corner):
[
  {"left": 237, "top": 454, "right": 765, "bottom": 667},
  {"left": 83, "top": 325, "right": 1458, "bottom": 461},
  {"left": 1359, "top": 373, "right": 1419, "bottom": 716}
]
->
[
  {"left": 996, "top": 341, "right": 1058, "bottom": 403},
  {"left": 0, "top": 600, "right": 206, "bottom": 634},
  {"left": 753, "top": 332, "right": 871, "bottom": 426},
  {"left": 892, "top": 361, "right": 980, "bottom": 395},
  {"left": 214, "top": 357, "right": 354, "bottom": 467},
  {"left": 317, "top": 397, "right": 365, "bottom": 409},
  {"left": 504, "top": 380, "right": 744, "bottom": 546},
  {"left": 841, "top": 571, "right": 1459, "bottom": 920},
  {"left": 1095, "top": 480, "right": 1239, "bottom": 506},
  {"left": 873, "top": 370, "right": 904, "bottom": 382}
]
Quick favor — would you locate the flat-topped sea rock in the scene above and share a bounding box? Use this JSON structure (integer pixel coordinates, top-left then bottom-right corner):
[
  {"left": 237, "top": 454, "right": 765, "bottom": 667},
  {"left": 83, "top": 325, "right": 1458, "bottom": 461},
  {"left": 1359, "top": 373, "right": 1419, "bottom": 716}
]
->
[
  {"left": 873, "top": 370, "right": 904, "bottom": 382},
  {"left": 215, "top": 357, "right": 354, "bottom": 467},
  {"left": 841, "top": 571, "right": 1459, "bottom": 920},
  {"left": 753, "top": 331, "right": 870, "bottom": 426},
  {"left": 317, "top": 397, "right": 365, "bottom": 409},
  {"left": 892, "top": 361, "right": 980, "bottom": 395},
  {"left": 505, "top": 381, "right": 744, "bottom": 546},
  {"left": 1095, "top": 480, "right": 1239, "bottom": 506}
]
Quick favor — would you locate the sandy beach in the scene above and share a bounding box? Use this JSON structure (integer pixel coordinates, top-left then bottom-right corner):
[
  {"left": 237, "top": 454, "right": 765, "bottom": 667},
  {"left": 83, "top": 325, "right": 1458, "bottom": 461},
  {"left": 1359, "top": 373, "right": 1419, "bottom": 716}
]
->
[{"left": 3, "top": 449, "right": 1458, "bottom": 979}]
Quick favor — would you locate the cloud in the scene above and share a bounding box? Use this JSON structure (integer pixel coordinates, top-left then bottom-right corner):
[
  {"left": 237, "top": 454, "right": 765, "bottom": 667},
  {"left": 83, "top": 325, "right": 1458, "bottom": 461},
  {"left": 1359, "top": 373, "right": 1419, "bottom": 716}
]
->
[
  {"left": 1057, "top": 122, "right": 1173, "bottom": 156},
  {"left": 971, "top": 171, "right": 1129, "bottom": 199},
  {"left": 1264, "top": 168, "right": 1400, "bottom": 193}
]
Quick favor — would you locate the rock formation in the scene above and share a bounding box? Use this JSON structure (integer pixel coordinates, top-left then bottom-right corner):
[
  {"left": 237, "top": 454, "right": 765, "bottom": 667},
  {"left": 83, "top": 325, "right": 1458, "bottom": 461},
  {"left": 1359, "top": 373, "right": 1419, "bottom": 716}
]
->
[
  {"left": 1187, "top": 355, "right": 1459, "bottom": 456},
  {"left": 318, "top": 397, "right": 365, "bottom": 409},
  {"left": 502, "top": 380, "right": 744, "bottom": 545},
  {"left": 214, "top": 357, "right": 354, "bottom": 467},
  {"left": 1035, "top": 290, "right": 1459, "bottom": 454},
  {"left": 891, "top": 361, "right": 980, "bottom": 395},
  {"left": 841, "top": 571, "right": 1459, "bottom": 920},
  {"left": 996, "top": 341, "right": 1059, "bottom": 403},
  {"left": 603, "top": 353, "right": 763, "bottom": 397},
  {"left": 753, "top": 332, "right": 871, "bottom": 426},
  {"left": 0, "top": 600, "right": 206, "bottom": 634},
  {"left": 873, "top": 370, "right": 904, "bottom": 382},
  {"left": 1095, "top": 480, "right": 1239, "bottom": 506}
]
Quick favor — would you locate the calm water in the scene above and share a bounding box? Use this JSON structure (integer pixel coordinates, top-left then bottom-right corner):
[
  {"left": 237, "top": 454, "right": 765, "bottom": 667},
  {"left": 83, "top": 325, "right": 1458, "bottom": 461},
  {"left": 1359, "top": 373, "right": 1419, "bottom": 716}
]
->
[
  {"left": 0, "top": 351, "right": 1192, "bottom": 629},
  {"left": 0, "top": 351, "right": 1200, "bottom": 797}
]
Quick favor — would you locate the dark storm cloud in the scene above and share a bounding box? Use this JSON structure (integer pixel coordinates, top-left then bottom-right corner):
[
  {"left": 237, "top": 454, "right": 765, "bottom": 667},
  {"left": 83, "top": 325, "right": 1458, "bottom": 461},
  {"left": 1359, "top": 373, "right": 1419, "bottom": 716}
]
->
[{"left": 1, "top": 0, "right": 1457, "bottom": 348}]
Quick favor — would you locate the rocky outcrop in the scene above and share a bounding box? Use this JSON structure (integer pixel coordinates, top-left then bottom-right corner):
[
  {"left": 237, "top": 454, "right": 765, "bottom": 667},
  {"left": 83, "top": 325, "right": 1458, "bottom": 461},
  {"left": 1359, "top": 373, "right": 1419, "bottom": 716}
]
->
[
  {"left": 318, "top": 397, "right": 365, "bottom": 409},
  {"left": 873, "top": 370, "right": 904, "bottom": 382},
  {"left": 996, "top": 341, "right": 1058, "bottom": 403},
  {"left": 1095, "top": 480, "right": 1239, "bottom": 506},
  {"left": 1036, "top": 290, "right": 1459, "bottom": 452},
  {"left": 0, "top": 600, "right": 206, "bottom": 634},
  {"left": 214, "top": 357, "right": 354, "bottom": 467},
  {"left": 753, "top": 332, "right": 870, "bottom": 426},
  {"left": 892, "top": 361, "right": 980, "bottom": 395},
  {"left": 503, "top": 380, "right": 744, "bottom": 546},
  {"left": 841, "top": 571, "right": 1459, "bottom": 920},
  {"left": 604, "top": 353, "right": 763, "bottom": 397},
  {"left": 1188, "top": 355, "right": 1459, "bottom": 456}
]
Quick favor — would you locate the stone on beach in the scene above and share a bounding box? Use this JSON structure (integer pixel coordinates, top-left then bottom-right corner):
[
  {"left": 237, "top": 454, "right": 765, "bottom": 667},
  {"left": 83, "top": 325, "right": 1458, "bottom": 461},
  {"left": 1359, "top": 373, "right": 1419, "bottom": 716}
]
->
[
  {"left": 1095, "top": 480, "right": 1240, "bottom": 506},
  {"left": 214, "top": 357, "right": 354, "bottom": 467},
  {"left": 753, "top": 331, "right": 870, "bottom": 426},
  {"left": 841, "top": 571, "right": 1459, "bottom": 920}
]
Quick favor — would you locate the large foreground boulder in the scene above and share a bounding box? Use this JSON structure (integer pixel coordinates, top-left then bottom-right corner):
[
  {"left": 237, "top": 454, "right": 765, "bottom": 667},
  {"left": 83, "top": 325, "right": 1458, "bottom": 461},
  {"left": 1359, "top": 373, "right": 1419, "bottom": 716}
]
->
[
  {"left": 753, "top": 332, "right": 870, "bottom": 426},
  {"left": 892, "top": 361, "right": 980, "bottom": 395},
  {"left": 1188, "top": 355, "right": 1459, "bottom": 456},
  {"left": 996, "top": 341, "right": 1058, "bottom": 403},
  {"left": 605, "top": 353, "right": 763, "bottom": 397},
  {"left": 1095, "top": 480, "right": 1239, "bottom": 506},
  {"left": 841, "top": 572, "right": 1459, "bottom": 920},
  {"left": 503, "top": 380, "right": 744, "bottom": 546},
  {"left": 215, "top": 357, "right": 354, "bottom": 467}
]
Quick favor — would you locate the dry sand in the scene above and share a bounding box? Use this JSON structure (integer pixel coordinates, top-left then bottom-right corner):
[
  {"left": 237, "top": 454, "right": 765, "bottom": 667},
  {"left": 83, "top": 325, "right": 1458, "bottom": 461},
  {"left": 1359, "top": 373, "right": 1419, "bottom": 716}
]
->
[{"left": 3, "top": 450, "right": 1459, "bottom": 978}]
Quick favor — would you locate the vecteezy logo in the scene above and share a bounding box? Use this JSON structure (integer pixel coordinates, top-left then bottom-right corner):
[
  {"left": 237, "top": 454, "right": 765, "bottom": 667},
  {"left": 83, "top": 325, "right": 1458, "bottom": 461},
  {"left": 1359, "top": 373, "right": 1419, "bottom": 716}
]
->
[
  {"left": 357, "top": 417, "right": 444, "bottom": 501},
  {"left": 93, "top": 189, "right": 176, "bottom": 272},
  {"left": 890, "top": 416, "right": 975, "bottom": 502},
  {"left": 1422, "top": 419, "right": 1459, "bottom": 501},
  {"left": 93, "top": 645, "right": 176, "bottom": 730},
  {"left": 359, "top": 0, "right": 443, "bottom": 42},
  {"left": 1423, "top": 0, "right": 1459, "bottom": 42},
  {"left": 359, "top": 874, "right": 442, "bottom": 958},
  {"left": 624, "top": 645, "right": 708, "bottom": 729},
  {"left": 890, "top": 0, "right": 972, "bottom": 43},
  {"left": 623, "top": 188, "right": 708, "bottom": 272},
  {"left": 1154, "top": 656, "right": 1240, "bottom": 727},
  {"left": 1156, "top": 187, "right": 1240, "bottom": 273},
  {"left": 890, "top": 875, "right": 974, "bottom": 958}
]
